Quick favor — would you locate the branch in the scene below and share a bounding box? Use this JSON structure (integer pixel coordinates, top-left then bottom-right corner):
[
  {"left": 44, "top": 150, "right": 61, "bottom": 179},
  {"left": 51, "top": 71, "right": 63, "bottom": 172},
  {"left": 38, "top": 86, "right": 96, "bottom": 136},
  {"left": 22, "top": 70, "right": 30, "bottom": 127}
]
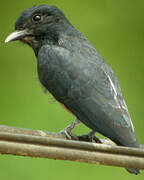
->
[{"left": 0, "top": 125, "right": 143, "bottom": 170}]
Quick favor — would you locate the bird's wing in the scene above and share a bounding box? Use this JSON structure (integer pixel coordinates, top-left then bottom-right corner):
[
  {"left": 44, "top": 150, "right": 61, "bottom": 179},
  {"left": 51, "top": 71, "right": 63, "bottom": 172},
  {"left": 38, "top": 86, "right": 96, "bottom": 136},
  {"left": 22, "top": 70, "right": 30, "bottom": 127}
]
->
[{"left": 38, "top": 44, "right": 138, "bottom": 146}]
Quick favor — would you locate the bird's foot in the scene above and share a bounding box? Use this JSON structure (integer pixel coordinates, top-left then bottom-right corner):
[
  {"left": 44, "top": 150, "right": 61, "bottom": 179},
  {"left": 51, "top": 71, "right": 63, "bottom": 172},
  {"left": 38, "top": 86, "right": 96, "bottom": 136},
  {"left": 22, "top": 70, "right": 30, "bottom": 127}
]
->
[
  {"left": 59, "top": 120, "right": 101, "bottom": 143},
  {"left": 78, "top": 131, "right": 102, "bottom": 143},
  {"left": 59, "top": 119, "right": 80, "bottom": 140},
  {"left": 59, "top": 128, "right": 78, "bottom": 140}
]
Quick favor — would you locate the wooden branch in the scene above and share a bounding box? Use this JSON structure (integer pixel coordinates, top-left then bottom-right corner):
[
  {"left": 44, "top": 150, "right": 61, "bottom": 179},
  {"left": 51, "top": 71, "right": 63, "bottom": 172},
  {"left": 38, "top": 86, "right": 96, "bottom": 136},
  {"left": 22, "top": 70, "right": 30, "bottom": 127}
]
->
[{"left": 0, "top": 125, "right": 143, "bottom": 170}]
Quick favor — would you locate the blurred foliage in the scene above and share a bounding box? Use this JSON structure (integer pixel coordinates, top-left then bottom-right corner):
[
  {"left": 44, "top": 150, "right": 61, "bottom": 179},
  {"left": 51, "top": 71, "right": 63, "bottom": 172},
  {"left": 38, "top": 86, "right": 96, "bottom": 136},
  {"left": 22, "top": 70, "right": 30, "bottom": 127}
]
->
[{"left": 0, "top": 0, "right": 144, "bottom": 179}]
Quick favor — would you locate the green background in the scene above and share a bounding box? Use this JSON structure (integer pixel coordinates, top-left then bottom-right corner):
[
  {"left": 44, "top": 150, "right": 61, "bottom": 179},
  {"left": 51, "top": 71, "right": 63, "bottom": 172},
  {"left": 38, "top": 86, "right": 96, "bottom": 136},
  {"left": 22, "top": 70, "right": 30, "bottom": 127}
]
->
[{"left": 0, "top": 0, "right": 144, "bottom": 179}]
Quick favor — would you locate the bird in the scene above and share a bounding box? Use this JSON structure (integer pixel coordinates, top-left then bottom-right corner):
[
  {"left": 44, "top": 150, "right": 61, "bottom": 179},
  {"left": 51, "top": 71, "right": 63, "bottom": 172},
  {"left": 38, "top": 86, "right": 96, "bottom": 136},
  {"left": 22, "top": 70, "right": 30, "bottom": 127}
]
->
[{"left": 5, "top": 4, "right": 140, "bottom": 174}]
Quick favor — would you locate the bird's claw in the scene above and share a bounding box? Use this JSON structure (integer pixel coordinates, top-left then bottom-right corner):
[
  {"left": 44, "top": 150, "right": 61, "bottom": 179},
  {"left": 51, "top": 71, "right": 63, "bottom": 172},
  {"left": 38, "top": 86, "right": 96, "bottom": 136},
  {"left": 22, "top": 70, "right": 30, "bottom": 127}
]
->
[
  {"left": 59, "top": 129, "right": 78, "bottom": 140},
  {"left": 78, "top": 131, "right": 102, "bottom": 143},
  {"left": 59, "top": 129, "right": 101, "bottom": 143},
  {"left": 59, "top": 129, "right": 72, "bottom": 139}
]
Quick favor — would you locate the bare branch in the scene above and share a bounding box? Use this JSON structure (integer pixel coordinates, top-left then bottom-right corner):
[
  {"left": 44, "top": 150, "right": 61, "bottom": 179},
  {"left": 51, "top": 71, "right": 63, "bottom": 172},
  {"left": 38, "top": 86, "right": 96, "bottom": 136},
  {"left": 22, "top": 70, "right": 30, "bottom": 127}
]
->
[{"left": 0, "top": 125, "right": 143, "bottom": 170}]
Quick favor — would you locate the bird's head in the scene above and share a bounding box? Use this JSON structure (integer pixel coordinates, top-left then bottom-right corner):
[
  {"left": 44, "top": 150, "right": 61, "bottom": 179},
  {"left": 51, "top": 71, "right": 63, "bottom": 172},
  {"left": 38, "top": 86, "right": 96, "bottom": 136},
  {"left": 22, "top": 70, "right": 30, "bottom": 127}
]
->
[{"left": 5, "top": 5, "right": 72, "bottom": 54}]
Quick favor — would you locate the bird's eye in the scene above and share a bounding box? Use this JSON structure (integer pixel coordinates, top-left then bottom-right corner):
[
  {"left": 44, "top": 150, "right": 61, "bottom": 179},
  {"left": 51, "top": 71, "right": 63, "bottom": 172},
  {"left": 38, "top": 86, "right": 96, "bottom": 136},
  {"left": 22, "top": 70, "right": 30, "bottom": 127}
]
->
[{"left": 32, "top": 15, "right": 42, "bottom": 23}]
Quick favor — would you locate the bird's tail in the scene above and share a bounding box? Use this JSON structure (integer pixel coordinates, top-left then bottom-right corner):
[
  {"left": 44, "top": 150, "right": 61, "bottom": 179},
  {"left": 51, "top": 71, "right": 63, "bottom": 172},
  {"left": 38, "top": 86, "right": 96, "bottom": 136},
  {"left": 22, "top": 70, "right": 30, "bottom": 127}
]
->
[
  {"left": 126, "top": 168, "right": 140, "bottom": 175},
  {"left": 125, "top": 141, "right": 140, "bottom": 175}
]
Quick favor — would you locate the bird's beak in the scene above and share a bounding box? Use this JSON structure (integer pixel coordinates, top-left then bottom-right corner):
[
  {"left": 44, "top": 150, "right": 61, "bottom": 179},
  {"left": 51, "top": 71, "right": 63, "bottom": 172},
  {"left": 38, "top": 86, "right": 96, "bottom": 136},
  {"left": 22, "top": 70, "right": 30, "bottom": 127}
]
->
[{"left": 5, "top": 30, "right": 29, "bottom": 43}]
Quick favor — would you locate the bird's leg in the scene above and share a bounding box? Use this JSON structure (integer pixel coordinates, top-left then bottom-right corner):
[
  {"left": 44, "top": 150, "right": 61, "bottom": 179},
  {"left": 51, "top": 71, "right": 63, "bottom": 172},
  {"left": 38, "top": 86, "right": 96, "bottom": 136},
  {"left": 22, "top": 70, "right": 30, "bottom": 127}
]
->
[
  {"left": 78, "top": 130, "right": 102, "bottom": 143},
  {"left": 59, "top": 118, "right": 81, "bottom": 139}
]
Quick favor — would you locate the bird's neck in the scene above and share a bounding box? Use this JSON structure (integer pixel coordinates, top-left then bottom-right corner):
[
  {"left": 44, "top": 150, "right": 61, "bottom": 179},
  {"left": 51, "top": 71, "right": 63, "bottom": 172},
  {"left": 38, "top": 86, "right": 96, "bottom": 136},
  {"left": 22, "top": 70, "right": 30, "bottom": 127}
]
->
[
  {"left": 32, "top": 26, "right": 82, "bottom": 56},
  {"left": 30, "top": 32, "right": 58, "bottom": 56}
]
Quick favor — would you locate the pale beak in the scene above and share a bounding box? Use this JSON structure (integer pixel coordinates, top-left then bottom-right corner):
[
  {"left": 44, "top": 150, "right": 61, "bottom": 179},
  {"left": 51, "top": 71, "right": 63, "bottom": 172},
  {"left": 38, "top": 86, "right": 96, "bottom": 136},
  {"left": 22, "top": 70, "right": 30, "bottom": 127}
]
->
[{"left": 5, "top": 30, "right": 30, "bottom": 43}]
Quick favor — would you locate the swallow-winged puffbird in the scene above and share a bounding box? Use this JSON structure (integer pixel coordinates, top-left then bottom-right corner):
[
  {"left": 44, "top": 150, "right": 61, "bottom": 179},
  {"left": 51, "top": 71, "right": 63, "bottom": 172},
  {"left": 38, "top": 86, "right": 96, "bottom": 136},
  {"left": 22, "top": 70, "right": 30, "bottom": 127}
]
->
[{"left": 5, "top": 5, "right": 140, "bottom": 174}]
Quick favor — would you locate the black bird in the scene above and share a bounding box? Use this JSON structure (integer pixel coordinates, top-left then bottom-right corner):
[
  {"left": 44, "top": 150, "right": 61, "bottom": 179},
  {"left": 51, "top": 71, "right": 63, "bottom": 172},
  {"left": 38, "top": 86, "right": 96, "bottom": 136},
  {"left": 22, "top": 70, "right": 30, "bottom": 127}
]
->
[{"left": 5, "top": 5, "right": 140, "bottom": 174}]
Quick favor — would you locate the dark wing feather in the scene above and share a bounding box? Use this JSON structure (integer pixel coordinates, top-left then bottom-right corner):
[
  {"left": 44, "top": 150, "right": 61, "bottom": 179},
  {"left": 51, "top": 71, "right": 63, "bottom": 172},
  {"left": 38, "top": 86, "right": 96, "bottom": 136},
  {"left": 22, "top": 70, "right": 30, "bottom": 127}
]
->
[{"left": 37, "top": 43, "right": 138, "bottom": 147}]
